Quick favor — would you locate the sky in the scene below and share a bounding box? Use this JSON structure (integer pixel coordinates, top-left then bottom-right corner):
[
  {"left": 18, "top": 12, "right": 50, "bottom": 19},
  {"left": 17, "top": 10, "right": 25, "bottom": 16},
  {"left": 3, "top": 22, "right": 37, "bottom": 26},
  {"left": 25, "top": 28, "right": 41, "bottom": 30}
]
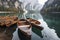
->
[
  {"left": 19, "top": 0, "right": 48, "bottom": 5},
  {"left": 38, "top": 0, "right": 47, "bottom": 5}
]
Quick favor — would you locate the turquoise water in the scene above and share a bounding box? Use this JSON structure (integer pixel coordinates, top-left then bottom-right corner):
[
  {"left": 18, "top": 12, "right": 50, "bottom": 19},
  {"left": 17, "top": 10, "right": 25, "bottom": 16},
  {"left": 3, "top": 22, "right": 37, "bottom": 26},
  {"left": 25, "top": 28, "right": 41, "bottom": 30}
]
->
[
  {"left": 44, "top": 18, "right": 60, "bottom": 38},
  {"left": 42, "top": 13, "right": 60, "bottom": 38}
]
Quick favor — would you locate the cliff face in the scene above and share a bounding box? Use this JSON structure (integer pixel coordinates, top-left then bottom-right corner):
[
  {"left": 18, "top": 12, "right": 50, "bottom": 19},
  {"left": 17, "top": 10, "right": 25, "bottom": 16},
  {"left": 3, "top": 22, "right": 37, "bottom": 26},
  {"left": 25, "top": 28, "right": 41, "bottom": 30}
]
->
[
  {"left": 0, "top": 0, "right": 20, "bottom": 8},
  {"left": 41, "top": 0, "right": 60, "bottom": 13},
  {"left": 0, "top": 0, "right": 23, "bottom": 12}
]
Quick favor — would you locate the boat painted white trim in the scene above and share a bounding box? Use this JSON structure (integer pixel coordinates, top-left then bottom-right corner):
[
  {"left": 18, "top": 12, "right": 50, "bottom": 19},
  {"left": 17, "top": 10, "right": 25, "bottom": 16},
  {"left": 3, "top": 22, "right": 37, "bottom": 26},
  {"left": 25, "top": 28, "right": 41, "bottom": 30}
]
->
[{"left": 18, "top": 25, "right": 31, "bottom": 35}]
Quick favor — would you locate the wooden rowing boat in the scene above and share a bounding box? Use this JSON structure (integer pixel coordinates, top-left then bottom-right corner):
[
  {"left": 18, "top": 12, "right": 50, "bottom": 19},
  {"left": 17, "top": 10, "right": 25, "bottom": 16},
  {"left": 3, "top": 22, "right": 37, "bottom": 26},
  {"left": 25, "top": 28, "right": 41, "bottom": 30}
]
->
[
  {"left": 17, "top": 19, "right": 31, "bottom": 40},
  {"left": 27, "top": 18, "right": 44, "bottom": 30}
]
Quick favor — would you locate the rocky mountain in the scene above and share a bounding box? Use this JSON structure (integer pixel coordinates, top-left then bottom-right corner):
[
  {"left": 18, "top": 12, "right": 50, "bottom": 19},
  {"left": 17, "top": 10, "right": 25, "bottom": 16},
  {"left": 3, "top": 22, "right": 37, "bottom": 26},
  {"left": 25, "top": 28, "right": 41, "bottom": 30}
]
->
[
  {"left": 41, "top": 0, "right": 60, "bottom": 13},
  {"left": 0, "top": 0, "right": 23, "bottom": 12}
]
